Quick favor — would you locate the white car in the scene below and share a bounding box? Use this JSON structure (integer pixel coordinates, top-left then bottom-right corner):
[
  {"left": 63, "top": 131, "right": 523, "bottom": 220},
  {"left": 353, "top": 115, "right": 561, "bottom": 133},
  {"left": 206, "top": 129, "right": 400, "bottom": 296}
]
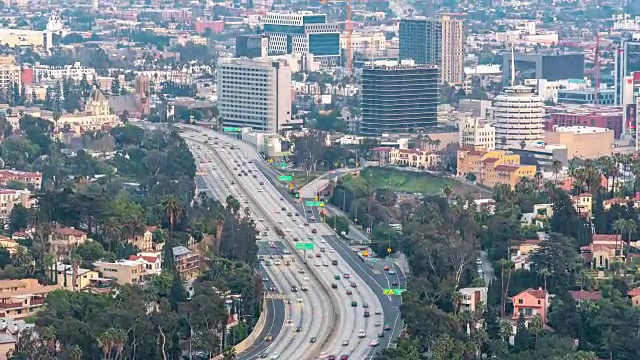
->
[
  {"left": 375, "top": 321, "right": 381, "bottom": 327},
  {"left": 369, "top": 340, "right": 379, "bottom": 347},
  {"left": 277, "top": 220, "right": 284, "bottom": 224},
  {"left": 296, "top": 297, "right": 303, "bottom": 303},
  {"left": 329, "top": 249, "right": 335, "bottom": 253},
  {"left": 314, "top": 262, "right": 321, "bottom": 267},
  {"left": 258, "top": 189, "right": 264, "bottom": 192},
  {"left": 375, "top": 308, "right": 381, "bottom": 315},
  {"left": 274, "top": 261, "right": 281, "bottom": 266},
  {"left": 358, "top": 330, "right": 366, "bottom": 338},
  {"left": 303, "top": 277, "right": 309, "bottom": 281},
  {"left": 286, "top": 228, "right": 292, "bottom": 232},
  {"left": 298, "top": 225, "right": 304, "bottom": 228}
]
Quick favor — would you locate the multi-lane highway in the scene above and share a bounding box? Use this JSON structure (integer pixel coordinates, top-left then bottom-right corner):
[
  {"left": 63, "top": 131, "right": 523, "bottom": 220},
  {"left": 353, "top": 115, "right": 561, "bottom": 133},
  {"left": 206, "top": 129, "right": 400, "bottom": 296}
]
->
[{"left": 181, "top": 126, "right": 387, "bottom": 359}]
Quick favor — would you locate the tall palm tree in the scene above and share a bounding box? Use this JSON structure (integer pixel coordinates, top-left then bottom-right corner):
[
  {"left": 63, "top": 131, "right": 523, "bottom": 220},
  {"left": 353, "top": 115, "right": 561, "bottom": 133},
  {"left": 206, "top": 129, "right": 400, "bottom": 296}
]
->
[
  {"left": 161, "top": 196, "right": 184, "bottom": 241},
  {"left": 534, "top": 171, "right": 543, "bottom": 194},
  {"left": 499, "top": 258, "right": 514, "bottom": 318},
  {"left": 68, "top": 345, "right": 82, "bottom": 360},
  {"left": 103, "top": 219, "right": 121, "bottom": 253},
  {"left": 97, "top": 329, "right": 114, "bottom": 360},
  {"left": 551, "top": 160, "right": 562, "bottom": 184},
  {"left": 442, "top": 184, "right": 454, "bottom": 201}
]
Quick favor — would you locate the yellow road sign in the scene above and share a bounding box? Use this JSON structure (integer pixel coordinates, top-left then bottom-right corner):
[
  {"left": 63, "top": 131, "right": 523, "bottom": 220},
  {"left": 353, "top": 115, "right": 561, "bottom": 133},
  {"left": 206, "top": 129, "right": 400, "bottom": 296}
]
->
[
  {"left": 383, "top": 289, "right": 394, "bottom": 295},
  {"left": 363, "top": 251, "right": 368, "bottom": 257},
  {"left": 269, "top": 158, "right": 273, "bottom": 163},
  {"left": 314, "top": 195, "right": 319, "bottom": 202},
  {"left": 387, "top": 248, "right": 392, "bottom": 253},
  {"left": 289, "top": 182, "right": 293, "bottom": 190}
]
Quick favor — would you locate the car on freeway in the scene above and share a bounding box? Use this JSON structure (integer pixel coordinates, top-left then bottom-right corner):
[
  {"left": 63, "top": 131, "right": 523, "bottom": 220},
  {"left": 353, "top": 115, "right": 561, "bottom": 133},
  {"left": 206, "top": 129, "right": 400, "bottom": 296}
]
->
[
  {"left": 287, "top": 318, "right": 294, "bottom": 324},
  {"left": 310, "top": 216, "right": 316, "bottom": 220},
  {"left": 262, "top": 277, "right": 268, "bottom": 282},
  {"left": 312, "top": 228, "right": 318, "bottom": 233},
  {"left": 259, "top": 354, "right": 267, "bottom": 358},
  {"left": 343, "top": 274, "right": 350, "bottom": 279},
  {"left": 260, "top": 181, "right": 264, "bottom": 185},
  {"left": 392, "top": 281, "right": 399, "bottom": 287},
  {"left": 340, "top": 356, "right": 349, "bottom": 360},
  {"left": 351, "top": 301, "right": 357, "bottom": 307},
  {"left": 295, "top": 327, "right": 302, "bottom": 332},
  {"left": 363, "top": 303, "right": 369, "bottom": 308},
  {"left": 383, "top": 266, "right": 389, "bottom": 271},
  {"left": 269, "top": 353, "right": 280, "bottom": 360},
  {"left": 309, "top": 337, "right": 317, "bottom": 343},
  {"left": 320, "top": 247, "right": 326, "bottom": 252},
  {"left": 370, "top": 340, "right": 380, "bottom": 347},
  {"left": 350, "top": 282, "right": 357, "bottom": 288},
  {"left": 258, "top": 188, "right": 263, "bottom": 192},
  {"left": 298, "top": 268, "right": 305, "bottom": 273},
  {"left": 378, "top": 331, "right": 385, "bottom": 338},
  {"left": 264, "top": 334, "right": 273, "bottom": 341},
  {"left": 291, "top": 285, "right": 298, "bottom": 292},
  {"left": 307, "top": 254, "right": 314, "bottom": 259},
  {"left": 341, "top": 340, "right": 349, "bottom": 346},
  {"left": 334, "top": 275, "right": 340, "bottom": 280},
  {"left": 301, "top": 286, "right": 309, "bottom": 291},
  {"left": 332, "top": 260, "right": 338, "bottom": 265},
  {"left": 384, "top": 324, "right": 392, "bottom": 331},
  {"left": 375, "top": 308, "right": 381, "bottom": 315},
  {"left": 331, "top": 283, "right": 338, "bottom": 289},
  {"left": 315, "top": 253, "right": 321, "bottom": 257},
  {"left": 269, "top": 286, "right": 276, "bottom": 291},
  {"left": 358, "top": 330, "right": 366, "bottom": 338},
  {"left": 327, "top": 356, "right": 336, "bottom": 360},
  {"left": 389, "top": 269, "right": 396, "bottom": 275},
  {"left": 323, "top": 262, "right": 329, "bottom": 266},
  {"left": 297, "top": 297, "right": 303, "bottom": 303},
  {"left": 375, "top": 321, "right": 381, "bottom": 327},
  {"left": 274, "top": 261, "right": 281, "bottom": 266},
  {"left": 346, "top": 290, "right": 352, "bottom": 295},
  {"left": 364, "top": 311, "right": 370, "bottom": 317}
]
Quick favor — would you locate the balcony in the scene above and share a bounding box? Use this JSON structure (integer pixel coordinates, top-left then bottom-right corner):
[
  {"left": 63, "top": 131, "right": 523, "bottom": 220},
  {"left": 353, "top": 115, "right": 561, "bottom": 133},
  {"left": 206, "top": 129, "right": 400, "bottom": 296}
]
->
[
  {"left": 31, "top": 297, "right": 45, "bottom": 306},
  {"left": 0, "top": 301, "right": 23, "bottom": 309}
]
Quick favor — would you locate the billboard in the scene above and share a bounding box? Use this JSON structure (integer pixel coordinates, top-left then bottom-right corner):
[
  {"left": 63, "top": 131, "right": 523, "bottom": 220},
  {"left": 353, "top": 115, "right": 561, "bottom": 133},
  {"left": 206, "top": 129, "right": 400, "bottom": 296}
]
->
[
  {"left": 627, "top": 104, "right": 637, "bottom": 138},
  {"left": 627, "top": 42, "right": 640, "bottom": 75}
]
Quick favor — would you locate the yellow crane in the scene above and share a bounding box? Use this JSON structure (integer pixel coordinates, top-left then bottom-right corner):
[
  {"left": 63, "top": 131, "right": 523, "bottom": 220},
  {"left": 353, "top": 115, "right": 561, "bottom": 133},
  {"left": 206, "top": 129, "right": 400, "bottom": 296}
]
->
[{"left": 321, "top": 0, "right": 352, "bottom": 75}]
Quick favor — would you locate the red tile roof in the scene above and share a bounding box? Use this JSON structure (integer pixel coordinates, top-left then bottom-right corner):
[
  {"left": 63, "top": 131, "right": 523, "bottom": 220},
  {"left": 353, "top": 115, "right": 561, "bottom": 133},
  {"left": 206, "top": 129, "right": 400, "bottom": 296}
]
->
[
  {"left": 53, "top": 226, "right": 85, "bottom": 237},
  {"left": 627, "top": 288, "right": 640, "bottom": 297},
  {"left": 579, "top": 193, "right": 593, "bottom": 197},
  {"left": 468, "top": 150, "right": 486, "bottom": 156},
  {"left": 11, "top": 232, "right": 28, "bottom": 238},
  {"left": 129, "top": 255, "right": 159, "bottom": 263},
  {"left": 146, "top": 226, "right": 158, "bottom": 232},
  {"left": 521, "top": 287, "right": 548, "bottom": 299},
  {"left": 569, "top": 290, "right": 602, "bottom": 301},
  {"left": 592, "top": 234, "right": 622, "bottom": 242},
  {"left": 373, "top": 147, "right": 393, "bottom": 152},
  {"left": 482, "top": 157, "right": 500, "bottom": 163}
]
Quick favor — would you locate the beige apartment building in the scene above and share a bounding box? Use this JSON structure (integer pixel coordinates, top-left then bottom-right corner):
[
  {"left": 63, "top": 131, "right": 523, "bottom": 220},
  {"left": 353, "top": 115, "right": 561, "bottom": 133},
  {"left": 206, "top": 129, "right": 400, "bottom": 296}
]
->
[
  {"left": 55, "top": 263, "right": 100, "bottom": 291},
  {"left": 0, "top": 279, "right": 60, "bottom": 319},
  {"left": 0, "top": 28, "right": 53, "bottom": 50},
  {"left": 0, "top": 56, "right": 20, "bottom": 91},
  {"left": 440, "top": 14, "right": 464, "bottom": 85},
  {"left": 545, "top": 126, "right": 614, "bottom": 159},
  {"left": 0, "top": 189, "right": 33, "bottom": 219},
  {"left": 94, "top": 259, "right": 150, "bottom": 285}
]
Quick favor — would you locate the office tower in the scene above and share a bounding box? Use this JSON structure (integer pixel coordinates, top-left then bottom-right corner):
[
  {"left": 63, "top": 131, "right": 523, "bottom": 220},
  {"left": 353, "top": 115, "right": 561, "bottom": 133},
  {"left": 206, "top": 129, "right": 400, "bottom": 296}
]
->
[
  {"left": 236, "top": 35, "right": 268, "bottom": 58},
  {"left": 399, "top": 14, "right": 464, "bottom": 84},
  {"left": 361, "top": 64, "right": 439, "bottom": 136},
  {"left": 494, "top": 86, "right": 545, "bottom": 149},
  {"left": 262, "top": 12, "right": 341, "bottom": 68},
  {"left": 217, "top": 58, "right": 291, "bottom": 133},
  {"left": 501, "top": 52, "right": 585, "bottom": 85}
]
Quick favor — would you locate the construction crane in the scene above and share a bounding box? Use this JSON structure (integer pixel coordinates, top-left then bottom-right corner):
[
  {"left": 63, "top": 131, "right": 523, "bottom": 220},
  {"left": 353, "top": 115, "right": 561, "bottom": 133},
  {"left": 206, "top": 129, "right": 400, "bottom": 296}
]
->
[{"left": 321, "top": 0, "right": 353, "bottom": 75}]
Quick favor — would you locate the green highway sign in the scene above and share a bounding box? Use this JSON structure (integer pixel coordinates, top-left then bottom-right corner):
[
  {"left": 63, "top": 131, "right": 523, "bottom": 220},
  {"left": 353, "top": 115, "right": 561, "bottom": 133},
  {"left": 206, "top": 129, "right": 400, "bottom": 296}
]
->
[
  {"left": 305, "top": 201, "right": 325, "bottom": 207},
  {"left": 278, "top": 175, "right": 292, "bottom": 181},
  {"left": 295, "top": 243, "right": 314, "bottom": 250},
  {"left": 383, "top": 288, "right": 406, "bottom": 296},
  {"left": 223, "top": 127, "right": 242, "bottom": 132}
]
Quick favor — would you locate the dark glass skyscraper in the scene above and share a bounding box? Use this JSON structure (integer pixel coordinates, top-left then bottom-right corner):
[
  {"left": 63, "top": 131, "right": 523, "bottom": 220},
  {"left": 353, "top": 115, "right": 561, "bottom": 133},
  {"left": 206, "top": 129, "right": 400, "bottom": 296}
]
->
[
  {"left": 399, "top": 19, "right": 441, "bottom": 66},
  {"left": 361, "top": 65, "right": 439, "bottom": 136}
]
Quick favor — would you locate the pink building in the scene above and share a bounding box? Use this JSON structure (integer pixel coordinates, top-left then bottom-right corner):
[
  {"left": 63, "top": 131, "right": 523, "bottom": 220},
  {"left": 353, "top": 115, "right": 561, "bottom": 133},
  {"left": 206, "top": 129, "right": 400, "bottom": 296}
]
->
[
  {"left": 195, "top": 19, "right": 225, "bottom": 35},
  {"left": 512, "top": 288, "right": 549, "bottom": 323}
]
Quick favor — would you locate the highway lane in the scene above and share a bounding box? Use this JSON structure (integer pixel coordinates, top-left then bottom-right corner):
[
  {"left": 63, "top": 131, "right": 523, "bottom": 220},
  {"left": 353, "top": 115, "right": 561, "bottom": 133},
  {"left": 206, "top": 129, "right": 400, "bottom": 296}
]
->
[
  {"left": 184, "top": 127, "right": 383, "bottom": 359},
  {"left": 188, "top": 135, "right": 332, "bottom": 359},
  {"left": 216, "top": 141, "right": 379, "bottom": 359}
]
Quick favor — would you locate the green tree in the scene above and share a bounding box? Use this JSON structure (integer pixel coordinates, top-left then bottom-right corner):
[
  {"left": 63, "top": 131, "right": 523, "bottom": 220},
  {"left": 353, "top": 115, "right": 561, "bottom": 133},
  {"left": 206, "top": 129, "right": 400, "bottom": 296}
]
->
[{"left": 8, "top": 204, "right": 30, "bottom": 233}]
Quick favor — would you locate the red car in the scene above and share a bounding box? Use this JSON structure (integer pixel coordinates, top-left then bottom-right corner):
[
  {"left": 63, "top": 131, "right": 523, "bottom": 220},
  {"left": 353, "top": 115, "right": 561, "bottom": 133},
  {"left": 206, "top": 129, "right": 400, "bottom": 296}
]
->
[
  {"left": 340, "top": 356, "right": 349, "bottom": 360},
  {"left": 344, "top": 274, "right": 350, "bottom": 279},
  {"left": 346, "top": 290, "right": 353, "bottom": 295}
]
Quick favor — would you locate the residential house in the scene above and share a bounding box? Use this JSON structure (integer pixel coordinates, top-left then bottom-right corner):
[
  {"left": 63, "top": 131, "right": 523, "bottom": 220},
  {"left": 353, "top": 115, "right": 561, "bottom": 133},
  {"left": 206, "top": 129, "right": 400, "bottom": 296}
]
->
[
  {"left": 627, "top": 288, "right": 640, "bottom": 307},
  {"left": 55, "top": 263, "right": 100, "bottom": 291},
  {"left": 0, "top": 318, "right": 34, "bottom": 358},
  {"left": 128, "top": 251, "right": 162, "bottom": 277},
  {"left": 49, "top": 226, "right": 90, "bottom": 260},
  {"left": 510, "top": 239, "right": 543, "bottom": 270},
  {"left": 521, "top": 203, "right": 553, "bottom": 227},
  {"left": 511, "top": 288, "right": 550, "bottom": 323},
  {"left": 172, "top": 246, "right": 200, "bottom": 280},
  {"left": 0, "top": 279, "right": 60, "bottom": 319},
  {"left": 603, "top": 196, "right": 640, "bottom": 211},
  {"left": 0, "top": 236, "right": 17, "bottom": 256},
  {"left": 580, "top": 234, "right": 624, "bottom": 270},
  {"left": 568, "top": 290, "right": 602, "bottom": 307},
  {"left": 372, "top": 147, "right": 392, "bottom": 166},
  {"left": 127, "top": 226, "right": 163, "bottom": 252},
  {"left": 572, "top": 193, "right": 593, "bottom": 217},
  {"left": 93, "top": 259, "right": 147, "bottom": 285},
  {"left": 456, "top": 147, "right": 536, "bottom": 188},
  {"left": 459, "top": 287, "right": 488, "bottom": 313}
]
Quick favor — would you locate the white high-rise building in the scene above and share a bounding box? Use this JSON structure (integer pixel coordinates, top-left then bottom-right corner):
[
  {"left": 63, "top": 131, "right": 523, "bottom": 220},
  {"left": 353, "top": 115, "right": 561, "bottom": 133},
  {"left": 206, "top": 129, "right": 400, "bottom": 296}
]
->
[
  {"left": 217, "top": 58, "right": 292, "bottom": 133},
  {"left": 493, "top": 85, "right": 545, "bottom": 149}
]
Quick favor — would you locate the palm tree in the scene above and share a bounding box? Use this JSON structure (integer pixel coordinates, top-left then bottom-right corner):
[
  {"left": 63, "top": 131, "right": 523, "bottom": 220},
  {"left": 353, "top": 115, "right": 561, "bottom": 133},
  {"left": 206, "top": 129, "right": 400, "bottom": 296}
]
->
[
  {"left": 68, "top": 345, "right": 82, "bottom": 360},
  {"left": 529, "top": 314, "right": 544, "bottom": 345},
  {"left": 551, "top": 160, "right": 562, "bottom": 184},
  {"left": 43, "top": 252, "right": 56, "bottom": 285},
  {"left": 103, "top": 219, "right": 121, "bottom": 253},
  {"left": 534, "top": 171, "right": 543, "bottom": 194},
  {"left": 222, "top": 346, "right": 237, "bottom": 360},
  {"left": 161, "top": 196, "right": 184, "bottom": 241},
  {"left": 613, "top": 219, "right": 629, "bottom": 266},
  {"left": 538, "top": 267, "right": 551, "bottom": 291},
  {"left": 499, "top": 258, "right": 514, "bottom": 318},
  {"left": 97, "top": 329, "right": 114, "bottom": 360},
  {"left": 442, "top": 184, "right": 454, "bottom": 201}
]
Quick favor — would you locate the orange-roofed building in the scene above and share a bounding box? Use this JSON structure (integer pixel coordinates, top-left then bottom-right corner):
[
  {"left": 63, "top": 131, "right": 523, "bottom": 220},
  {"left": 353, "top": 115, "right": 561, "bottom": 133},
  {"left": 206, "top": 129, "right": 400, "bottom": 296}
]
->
[
  {"left": 457, "top": 147, "right": 536, "bottom": 188},
  {"left": 389, "top": 148, "right": 442, "bottom": 170},
  {"left": 0, "top": 279, "right": 60, "bottom": 319},
  {"left": 571, "top": 193, "right": 593, "bottom": 217},
  {"left": 0, "top": 170, "right": 42, "bottom": 189},
  {"left": 628, "top": 288, "right": 640, "bottom": 307},
  {"left": 580, "top": 234, "right": 624, "bottom": 270},
  {"left": 127, "top": 226, "right": 163, "bottom": 252},
  {"left": 512, "top": 287, "right": 550, "bottom": 323},
  {"left": 49, "top": 226, "right": 90, "bottom": 260}
]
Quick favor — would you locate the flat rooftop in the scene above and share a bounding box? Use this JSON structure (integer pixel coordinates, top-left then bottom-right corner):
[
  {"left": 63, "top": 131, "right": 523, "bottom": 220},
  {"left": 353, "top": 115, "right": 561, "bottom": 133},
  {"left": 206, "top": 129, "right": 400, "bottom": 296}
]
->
[{"left": 553, "top": 126, "right": 612, "bottom": 134}]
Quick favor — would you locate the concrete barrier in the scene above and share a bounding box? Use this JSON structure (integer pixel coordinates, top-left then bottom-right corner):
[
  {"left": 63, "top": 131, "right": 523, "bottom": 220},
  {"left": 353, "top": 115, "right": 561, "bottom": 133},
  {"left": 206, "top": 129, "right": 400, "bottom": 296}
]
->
[{"left": 212, "top": 297, "right": 268, "bottom": 360}]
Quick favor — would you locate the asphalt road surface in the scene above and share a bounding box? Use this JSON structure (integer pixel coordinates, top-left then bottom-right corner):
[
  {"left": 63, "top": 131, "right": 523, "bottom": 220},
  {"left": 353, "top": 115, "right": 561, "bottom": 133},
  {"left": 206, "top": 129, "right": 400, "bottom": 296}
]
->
[{"left": 181, "top": 126, "right": 389, "bottom": 359}]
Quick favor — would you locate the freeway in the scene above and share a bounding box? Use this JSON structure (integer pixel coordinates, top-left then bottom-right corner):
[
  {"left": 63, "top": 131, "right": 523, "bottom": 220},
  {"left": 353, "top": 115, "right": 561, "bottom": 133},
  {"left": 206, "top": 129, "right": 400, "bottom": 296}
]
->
[
  {"left": 182, "top": 126, "right": 385, "bottom": 359},
  {"left": 188, "top": 137, "right": 332, "bottom": 359}
]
